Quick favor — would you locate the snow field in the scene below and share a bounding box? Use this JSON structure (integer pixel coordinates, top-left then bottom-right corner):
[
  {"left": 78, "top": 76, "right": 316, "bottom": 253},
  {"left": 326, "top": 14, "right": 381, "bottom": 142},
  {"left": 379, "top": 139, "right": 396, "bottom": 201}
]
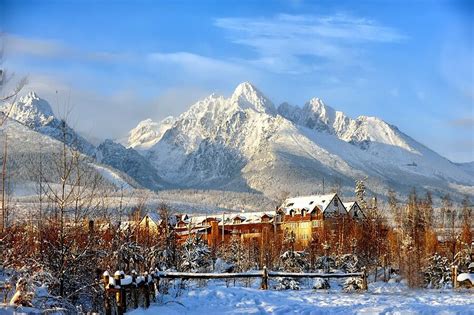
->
[{"left": 129, "top": 281, "right": 474, "bottom": 315}]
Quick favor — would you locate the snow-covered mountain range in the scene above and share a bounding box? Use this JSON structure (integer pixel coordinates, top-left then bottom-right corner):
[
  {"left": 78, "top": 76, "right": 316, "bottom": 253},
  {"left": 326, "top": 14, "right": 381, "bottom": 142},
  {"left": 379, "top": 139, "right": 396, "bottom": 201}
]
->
[
  {"left": 0, "top": 93, "right": 143, "bottom": 192},
  {"left": 2, "top": 83, "right": 473, "bottom": 203},
  {"left": 126, "top": 82, "right": 473, "bottom": 200},
  {"left": 3, "top": 92, "right": 96, "bottom": 155}
]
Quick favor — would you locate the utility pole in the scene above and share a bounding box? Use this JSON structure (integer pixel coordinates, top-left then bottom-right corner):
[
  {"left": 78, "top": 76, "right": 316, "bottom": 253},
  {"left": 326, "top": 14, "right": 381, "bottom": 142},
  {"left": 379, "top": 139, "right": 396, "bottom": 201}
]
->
[
  {"left": 1, "top": 134, "right": 7, "bottom": 233},
  {"left": 222, "top": 212, "right": 225, "bottom": 242}
]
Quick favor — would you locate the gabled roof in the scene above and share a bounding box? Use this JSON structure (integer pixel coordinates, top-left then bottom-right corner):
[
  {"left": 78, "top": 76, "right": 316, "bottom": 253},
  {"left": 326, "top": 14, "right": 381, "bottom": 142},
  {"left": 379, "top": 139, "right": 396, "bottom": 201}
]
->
[
  {"left": 144, "top": 213, "right": 161, "bottom": 224},
  {"left": 280, "top": 193, "right": 338, "bottom": 215},
  {"left": 343, "top": 202, "right": 356, "bottom": 211},
  {"left": 188, "top": 215, "right": 222, "bottom": 225},
  {"left": 220, "top": 211, "right": 274, "bottom": 225},
  {"left": 343, "top": 201, "right": 365, "bottom": 219}
]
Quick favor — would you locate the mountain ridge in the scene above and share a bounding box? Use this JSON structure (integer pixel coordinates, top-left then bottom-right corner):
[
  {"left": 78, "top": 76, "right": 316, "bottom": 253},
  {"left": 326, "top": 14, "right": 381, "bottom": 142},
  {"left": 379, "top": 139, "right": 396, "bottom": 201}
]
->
[
  {"left": 127, "top": 82, "right": 473, "bottom": 200},
  {"left": 4, "top": 83, "right": 473, "bottom": 202}
]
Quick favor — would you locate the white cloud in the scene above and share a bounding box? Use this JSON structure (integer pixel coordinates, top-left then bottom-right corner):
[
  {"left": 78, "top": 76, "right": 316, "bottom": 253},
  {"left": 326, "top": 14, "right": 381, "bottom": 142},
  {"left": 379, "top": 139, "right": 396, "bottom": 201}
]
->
[
  {"left": 3, "top": 34, "right": 69, "bottom": 58},
  {"left": 147, "top": 52, "right": 245, "bottom": 75},
  {"left": 215, "top": 13, "right": 406, "bottom": 74},
  {"left": 449, "top": 117, "right": 474, "bottom": 128},
  {"left": 2, "top": 34, "right": 127, "bottom": 63}
]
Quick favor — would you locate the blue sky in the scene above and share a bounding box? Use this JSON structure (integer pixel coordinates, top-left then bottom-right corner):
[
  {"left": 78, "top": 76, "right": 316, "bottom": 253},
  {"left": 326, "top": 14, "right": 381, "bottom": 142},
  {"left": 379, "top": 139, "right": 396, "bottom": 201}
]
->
[{"left": 1, "top": 0, "right": 473, "bottom": 162}]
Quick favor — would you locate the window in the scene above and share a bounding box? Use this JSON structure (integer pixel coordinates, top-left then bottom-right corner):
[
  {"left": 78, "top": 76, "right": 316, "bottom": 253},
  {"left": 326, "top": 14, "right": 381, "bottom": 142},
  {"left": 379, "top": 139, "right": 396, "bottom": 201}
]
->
[
  {"left": 309, "top": 201, "right": 314, "bottom": 205},
  {"left": 334, "top": 198, "right": 338, "bottom": 206},
  {"left": 287, "top": 202, "right": 294, "bottom": 207}
]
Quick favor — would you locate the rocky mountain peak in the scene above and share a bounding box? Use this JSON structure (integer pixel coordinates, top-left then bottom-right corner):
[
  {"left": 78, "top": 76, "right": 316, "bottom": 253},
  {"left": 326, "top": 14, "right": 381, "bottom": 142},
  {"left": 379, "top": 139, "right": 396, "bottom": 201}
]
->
[
  {"left": 230, "top": 82, "right": 276, "bottom": 114},
  {"left": 7, "top": 91, "right": 55, "bottom": 127}
]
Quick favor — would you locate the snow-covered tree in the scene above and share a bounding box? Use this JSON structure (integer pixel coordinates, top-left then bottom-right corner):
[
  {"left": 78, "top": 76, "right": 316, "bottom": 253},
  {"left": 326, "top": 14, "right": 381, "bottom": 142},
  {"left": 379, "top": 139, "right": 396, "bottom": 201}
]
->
[
  {"left": 280, "top": 250, "right": 307, "bottom": 273},
  {"left": 179, "top": 234, "right": 211, "bottom": 272},
  {"left": 314, "top": 242, "right": 335, "bottom": 273},
  {"left": 279, "top": 230, "right": 307, "bottom": 272},
  {"left": 423, "top": 253, "right": 452, "bottom": 289},
  {"left": 219, "top": 234, "right": 246, "bottom": 272},
  {"left": 355, "top": 179, "right": 367, "bottom": 210},
  {"left": 145, "top": 205, "right": 178, "bottom": 271}
]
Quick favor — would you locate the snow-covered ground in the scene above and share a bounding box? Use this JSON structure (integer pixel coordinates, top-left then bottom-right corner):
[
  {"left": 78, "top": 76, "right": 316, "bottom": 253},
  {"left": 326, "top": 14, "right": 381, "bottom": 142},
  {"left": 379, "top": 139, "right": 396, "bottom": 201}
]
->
[{"left": 129, "top": 282, "right": 474, "bottom": 315}]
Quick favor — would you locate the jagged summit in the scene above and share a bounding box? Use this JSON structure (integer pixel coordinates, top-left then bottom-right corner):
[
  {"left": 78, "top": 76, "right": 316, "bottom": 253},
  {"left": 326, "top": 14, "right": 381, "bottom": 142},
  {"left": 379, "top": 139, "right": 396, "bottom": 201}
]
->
[
  {"left": 4, "top": 91, "right": 55, "bottom": 128},
  {"left": 5, "top": 91, "right": 96, "bottom": 154},
  {"left": 230, "top": 82, "right": 276, "bottom": 114},
  {"left": 127, "top": 116, "right": 176, "bottom": 149}
]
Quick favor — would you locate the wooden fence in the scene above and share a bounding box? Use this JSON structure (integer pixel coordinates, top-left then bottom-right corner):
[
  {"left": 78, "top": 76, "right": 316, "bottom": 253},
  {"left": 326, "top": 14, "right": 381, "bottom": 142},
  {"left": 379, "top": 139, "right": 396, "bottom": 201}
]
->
[{"left": 102, "top": 267, "right": 368, "bottom": 315}]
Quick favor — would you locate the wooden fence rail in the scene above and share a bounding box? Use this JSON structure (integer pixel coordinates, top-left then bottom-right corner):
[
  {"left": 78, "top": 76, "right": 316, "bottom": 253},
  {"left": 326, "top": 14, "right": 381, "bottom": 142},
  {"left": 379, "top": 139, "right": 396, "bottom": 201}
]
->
[{"left": 103, "top": 267, "right": 368, "bottom": 315}]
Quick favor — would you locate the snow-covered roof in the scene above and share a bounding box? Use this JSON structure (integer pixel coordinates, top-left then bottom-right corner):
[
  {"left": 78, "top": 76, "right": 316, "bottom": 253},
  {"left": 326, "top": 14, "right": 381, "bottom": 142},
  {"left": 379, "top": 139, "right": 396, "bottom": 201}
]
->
[
  {"left": 280, "top": 193, "right": 337, "bottom": 215},
  {"left": 144, "top": 213, "right": 161, "bottom": 225},
  {"left": 176, "top": 214, "right": 190, "bottom": 223},
  {"left": 188, "top": 215, "right": 222, "bottom": 226},
  {"left": 176, "top": 211, "right": 275, "bottom": 227},
  {"left": 344, "top": 201, "right": 365, "bottom": 219},
  {"left": 343, "top": 202, "right": 356, "bottom": 210},
  {"left": 219, "top": 211, "right": 274, "bottom": 225}
]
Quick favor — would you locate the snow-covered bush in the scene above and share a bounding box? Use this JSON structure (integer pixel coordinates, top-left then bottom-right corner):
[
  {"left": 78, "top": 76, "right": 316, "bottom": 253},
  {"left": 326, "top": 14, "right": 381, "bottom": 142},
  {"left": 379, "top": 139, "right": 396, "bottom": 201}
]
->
[
  {"left": 314, "top": 255, "right": 336, "bottom": 272},
  {"left": 336, "top": 254, "right": 360, "bottom": 273},
  {"left": 214, "top": 258, "right": 233, "bottom": 273},
  {"left": 280, "top": 250, "right": 307, "bottom": 272},
  {"left": 454, "top": 244, "right": 473, "bottom": 273},
  {"left": 312, "top": 278, "right": 330, "bottom": 290},
  {"left": 275, "top": 277, "right": 300, "bottom": 290},
  {"left": 114, "top": 241, "right": 144, "bottom": 273},
  {"left": 343, "top": 277, "right": 364, "bottom": 292},
  {"left": 423, "top": 253, "right": 452, "bottom": 289}
]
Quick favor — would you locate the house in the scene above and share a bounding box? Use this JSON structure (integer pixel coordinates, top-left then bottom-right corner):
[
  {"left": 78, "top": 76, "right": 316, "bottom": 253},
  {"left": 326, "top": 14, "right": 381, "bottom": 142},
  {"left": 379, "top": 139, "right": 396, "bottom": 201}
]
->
[
  {"left": 220, "top": 212, "right": 276, "bottom": 242},
  {"left": 159, "top": 193, "right": 365, "bottom": 250},
  {"left": 174, "top": 212, "right": 276, "bottom": 246},
  {"left": 343, "top": 201, "right": 365, "bottom": 220},
  {"left": 138, "top": 213, "right": 162, "bottom": 234},
  {"left": 278, "top": 193, "right": 348, "bottom": 246}
]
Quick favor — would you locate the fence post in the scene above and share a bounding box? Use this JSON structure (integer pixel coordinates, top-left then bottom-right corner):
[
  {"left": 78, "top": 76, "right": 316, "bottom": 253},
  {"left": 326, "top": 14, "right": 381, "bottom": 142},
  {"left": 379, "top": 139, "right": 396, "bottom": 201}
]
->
[
  {"left": 132, "top": 270, "right": 138, "bottom": 309},
  {"left": 451, "top": 265, "right": 458, "bottom": 289},
  {"left": 156, "top": 274, "right": 160, "bottom": 294},
  {"left": 149, "top": 271, "right": 156, "bottom": 302},
  {"left": 261, "top": 266, "right": 269, "bottom": 290},
  {"left": 144, "top": 272, "right": 150, "bottom": 308},
  {"left": 361, "top": 268, "right": 368, "bottom": 291},
  {"left": 114, "top": 271, "right": 126, "bottom": 315},
  {"left": 102, "top": 271, "right": 111, "bottom": 315}
]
